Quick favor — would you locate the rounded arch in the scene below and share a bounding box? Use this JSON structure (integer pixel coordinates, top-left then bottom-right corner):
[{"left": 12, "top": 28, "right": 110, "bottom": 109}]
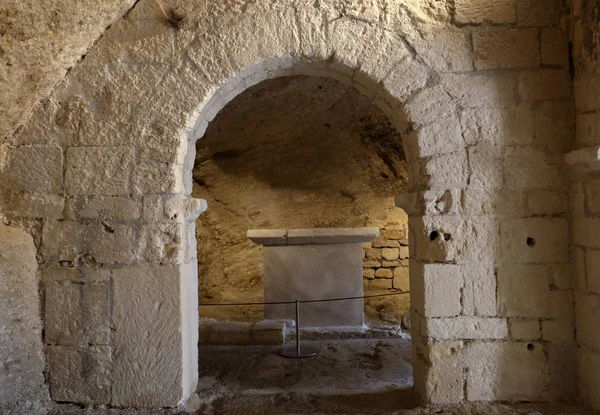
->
[{"left": 2, "top": 0, "right": 485, "bottom": 408}]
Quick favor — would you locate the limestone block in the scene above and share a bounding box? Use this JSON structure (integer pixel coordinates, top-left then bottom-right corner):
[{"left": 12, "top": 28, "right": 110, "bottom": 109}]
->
[
  {"left": 47, "top": 346, "right": 111, "bottom": 404},
  {"left": 41, "top": 267, "right": 110, "bottom": 284},
  {"left": 461, "top": 261, "right": 497, "bottom": 317},
  {"left": 381, "top": 248, "right": 399, "bottom": 261},
  {"left": 364, "top": 248, "right": 382, "bottom": 260},
  {"left": 455, "top": 0, "right": 515, "bottom": 24},
  {"left": 519, "top": 70, "right": 571, "bottom": 101},
  {"left": 516, "top": 0, "right": 561, "bottom": 27},
  {"left": 209, "top": 322, "right": 252, "bottom": 345},
  {"left": 585, "top": 178, "right": 600, "bottom": 215},
  {"left": 413, "top": 28, "right": 473, "bottom": 73},
  {"left": 41, "top": 221, "right": 136, "bottom": 265},
  {"left": 464, "top": 342, "right": 546, "bottom": 401},
  {"left": 533, "top": 100, "right": 574, "bottom": 154},
  {"left": 442, "top": 73, "right": 518, "bottom": 108},
  {"left": 0, "top": 225, "right": 48, "bottom": 413},
  {"left": 363, "top": 260, "right": 381, "bottom": 268},
  {"left": 419, "top": 152, "right": 469, "bottom": 190},
  {"left": 375, "top": 268, "right": 393, "bottom": 279},
  {"left": 372, "top": 236, "right": 400, "bottom": 248},
  {"left": 65, "top": 146, "right": 134, "bottom": 195},
  {"left": 6, "top": 192, "right": 64, "bottom": 219},
  {"left": 574, "top": 74, "right": 600, "bottom": 113},
  {"left": 573, "top": 217, "right": 600, "bottom": 248},
  {"left": 587, "top": 249, "right": 600, "bottom": 294},
  {"left": 406, "top": 86, "right": 456, "bottom": 127},
  {"left": 498, "top": 265, "right": 572, "bottom": 318},
  {"left": 111, "top": 265, "right": 183, "bottom": 407},
  {"left": 547, "top": 342, "right": 577, "bottom": 401},
  {"left": 467, "top": 142, "right": 504, "bottom": 188},
  {"left": 575, "top": 293, "right": 600, "bottom": 351},
  {"left": 541, "top": 28, "right": 569, "bottom": 66},
  {"left": 399, "top": 246, "right": 409, "bottom": 259},
  {"left": 577, "top": 113, "right": 600, "bottom": 148},
  {"left": 421, "top": 341, "right": 465, "bottom": 404},
  {"left": 410, "top": 261, "right": 461, "bottom": 318},
  {"left": 542, "top": 319, "right": 574, "bottom": 342},
  {"left": 367, "top": 278, "right": 393, "bottom": 292},
  {"left": 137, "top": 222, "right": 185, "bottom": 265},
  {"left": 408, "top": 116, "right": 464, "bottom": 158},
  {"left": 473, "top": 28, "right": 538, "bottom": 69},
  {"left": 424, "top": 317, "right": 508, "bottom": 340},
  {"left": 460, "top": 104, "right": 533, "bottom": 147},
  {"left": 393, "top": 267, "right": 409, "bottom": 291},
  {"left": 509, "top": 319, "right": 541, "bottom": 341},
  {"left": 500, "top": 218, "right": 568, "bottom": 263},
  {"left": 462, "top": 188, "right": 525, "bottom": 216},
  {"left": 547, "top": 263, "right": 572, "bottom": 290},
  {"left": 380, "top": 58, "right": 428, "bottom": 103},
  {"left": 579, "top": 348, "right": 600, "bottom": 409},
  {"left": 5, "top": 146, "right": 63, "bottom": 193},
  {"left": 527, "top": 189, "right": 567, "bottom": 215},
  {"left": 252, "top": 320, "right": 286, "bottom": 345},
  {"left": 574, "top": 247, "right": 587, "bottom": 290},
  {"left": 363, "top": 269, "right": 375, "bottom": 280},
  {"left": 262, "top": 242, "right": 365, "bottom": 327},
  {"left": 504, "top": 147, "right": 564, "bottom": 189},
  {"left": 67, "top": 196, "right": 141, "bottom": 220},
  {"left": 45, "top": 280, "right": 109, "bottom": 346}
]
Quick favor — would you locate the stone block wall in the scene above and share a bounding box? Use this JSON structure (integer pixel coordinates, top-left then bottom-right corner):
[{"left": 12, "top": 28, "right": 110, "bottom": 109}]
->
[
  {"left": 0, "top": 0, "right": 585, "bottom": 409},
  {"left": 570, "top": 0, "right": 600, "bottom": 410},
  {"left": 363, "top": 226, "right": 411, "bottom": 322}
]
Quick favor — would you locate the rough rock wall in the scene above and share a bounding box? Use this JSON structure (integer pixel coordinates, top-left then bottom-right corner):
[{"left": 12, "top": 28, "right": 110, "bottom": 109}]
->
[
  {"left": 193, "top": 75, "right": 409, "bottom": 322},
  {"left": 570, "top": 0, "right": 600, "bottom": 410},
  {"left": 0, "top": 0, "right": 136, "bottom": 143},
  {"left": 0, "top": 0, "right": 579, "bottom": 408},
  {"left": 0, "top": 225, "right": 49, "bottom": 414}
]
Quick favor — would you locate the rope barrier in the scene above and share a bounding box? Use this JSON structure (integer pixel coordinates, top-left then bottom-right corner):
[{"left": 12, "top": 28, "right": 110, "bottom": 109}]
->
[
  {"left": 199, "top": 291, "right": 411, "bottom": 359},
  {"left": 198, "top": 291, "right": 410, "bottom": 307}
]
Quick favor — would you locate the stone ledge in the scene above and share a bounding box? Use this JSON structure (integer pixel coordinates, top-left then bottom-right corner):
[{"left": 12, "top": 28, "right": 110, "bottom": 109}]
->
[{"left": 247, "top": 227, "right": 379, "bottom": 246}]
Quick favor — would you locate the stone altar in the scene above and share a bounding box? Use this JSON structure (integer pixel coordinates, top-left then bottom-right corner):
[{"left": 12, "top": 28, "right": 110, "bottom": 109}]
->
[{"left": 247, "top": 228, "right": 379, "bottom": 327}]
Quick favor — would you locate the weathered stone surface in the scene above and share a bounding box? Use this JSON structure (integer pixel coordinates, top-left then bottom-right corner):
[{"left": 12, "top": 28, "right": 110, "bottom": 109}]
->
[
  {"left": 509, "top": 319, "right": 541, "bottom": 341},
  {"left": 464, "top": 342, "right": 546, "bottom": 401},
  {"left": 0, "top": 225, "right": 49, "bottom": 413},
  {"left": 0, "top": 0, "right": 586, "bottom": 409},
  {"left": 455, "top": 0, "right": 515, "bottom": 24},
  {"left": 4, "top": 146, "right": 63, "bottom": 193},
  {"left": 0, "top": 0, "right": 136, "bottom": 139},
  {"left": 473, "top": 29, "right": 538, "bottom": 69},
  {"left": 498, "top": 265, "right": 572, "bottom": 318},
  {"left": 111, "top": 265, "right": 183, "bottom": 407},
  {"left": 209, "top": 321, "right": 252, "bottom": 345},
  {"left": 65, "top": 147, "right": 134, "bottom": 195},
  {"left": 500, "top": 218, "right": 568, "bottom": 263},
  {"left": 47, "top": 345, "right": 111, "bottom": 404},
  {"left": 45, "top": 280, "right": 110, "bottom": 346},
  {"left": 424, "top": 317, "right": 508, "bottom": 340}
]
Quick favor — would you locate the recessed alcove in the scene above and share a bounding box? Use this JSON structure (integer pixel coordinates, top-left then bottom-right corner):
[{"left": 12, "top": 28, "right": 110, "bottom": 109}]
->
[{"left": 193, "top": 75, "right": 411, "bottom": 328}]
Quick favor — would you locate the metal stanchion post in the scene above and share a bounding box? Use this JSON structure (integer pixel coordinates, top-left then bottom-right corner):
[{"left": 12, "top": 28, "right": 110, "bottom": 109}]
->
[{"left": 280, "top": 300, "right": 318, "bottom": 358}]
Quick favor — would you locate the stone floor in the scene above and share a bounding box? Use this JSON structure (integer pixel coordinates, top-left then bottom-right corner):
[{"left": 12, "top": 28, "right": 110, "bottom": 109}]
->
[{"left": 50, "top": 339, "right": 599, "bottom": 415}]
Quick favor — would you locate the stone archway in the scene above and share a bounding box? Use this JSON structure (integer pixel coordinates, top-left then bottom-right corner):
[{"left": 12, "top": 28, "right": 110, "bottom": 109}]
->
[{"left": 1, "top": 0, "right": 573, "bottom": 409}]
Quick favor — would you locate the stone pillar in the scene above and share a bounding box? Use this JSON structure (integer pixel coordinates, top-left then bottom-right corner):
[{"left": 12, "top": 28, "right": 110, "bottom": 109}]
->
[
  {"left": 248, "top": 228, "right": 379, "bottom": 327},
  {"left": 0, "top": 225, "right": 49, "bottom": 414}
]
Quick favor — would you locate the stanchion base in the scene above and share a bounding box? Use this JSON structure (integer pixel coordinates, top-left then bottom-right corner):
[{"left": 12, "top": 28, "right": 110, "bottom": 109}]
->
[{"left": 279, "top": 345, "right": 319, "bottom": 358}]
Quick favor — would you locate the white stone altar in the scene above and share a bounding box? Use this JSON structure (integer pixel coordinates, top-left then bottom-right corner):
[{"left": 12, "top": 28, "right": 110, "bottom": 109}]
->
[{"left": 247, "top": 228, "right": 379, "bottom": 327}]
